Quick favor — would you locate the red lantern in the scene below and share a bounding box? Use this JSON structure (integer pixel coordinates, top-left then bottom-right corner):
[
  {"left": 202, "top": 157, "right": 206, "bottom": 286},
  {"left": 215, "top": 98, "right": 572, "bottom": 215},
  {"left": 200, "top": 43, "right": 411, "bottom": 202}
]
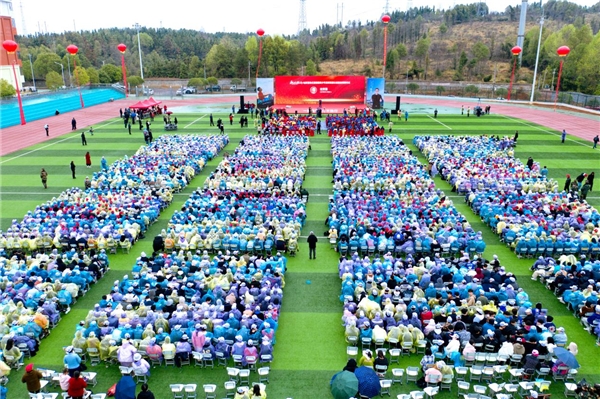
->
[
  {"left": 67, "top": 44, "right": 78, "bottom": 55},
  {"left": 557, "top": 45, "right": 570, "bottom": 57},
  {"left": 511, "top": 46, "right": 522, "bottom": 56},
  {"left": 117, "top": 43, "right": 127, "bottom": 54},
  {"left": 256, "top": 28, "right": 265, "bottom": 37},
  {"left": 381, "top": 15, "right": 391, "bottom": 24},
  {"left": 2, "top": 39, "right": 18, "bottom": 53}
]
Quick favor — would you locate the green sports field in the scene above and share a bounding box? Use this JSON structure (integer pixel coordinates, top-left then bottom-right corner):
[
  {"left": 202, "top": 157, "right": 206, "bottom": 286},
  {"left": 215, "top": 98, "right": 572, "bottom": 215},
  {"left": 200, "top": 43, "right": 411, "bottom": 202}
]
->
[{"left": 1, "top": 106, "right": 599, "bottom": 399}]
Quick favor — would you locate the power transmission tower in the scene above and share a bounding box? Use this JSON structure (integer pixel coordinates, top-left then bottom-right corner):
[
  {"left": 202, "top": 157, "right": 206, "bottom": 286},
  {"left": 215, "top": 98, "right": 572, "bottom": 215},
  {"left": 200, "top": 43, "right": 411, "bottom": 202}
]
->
[
  {"left": 384, "top": 0, "right": 390, "bottom": 14},
  {"left": 19, "top": 1, "right": 27, "bottom": 36},
  {"left": 298, "top": 0, "right": 307, "bottom": 36}
]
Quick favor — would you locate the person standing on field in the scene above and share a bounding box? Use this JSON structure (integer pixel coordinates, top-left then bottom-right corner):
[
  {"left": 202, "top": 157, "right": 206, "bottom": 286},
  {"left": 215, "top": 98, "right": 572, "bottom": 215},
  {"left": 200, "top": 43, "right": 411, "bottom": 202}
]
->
[
  {"left": 40, "top": 168, "right": 48, "bottom": 189},
  {"left": 307, "top": 231, "right": 318, "bottom": 260},
  {"left": 70, "top": 161, "right": 76, "bottom": 179}
]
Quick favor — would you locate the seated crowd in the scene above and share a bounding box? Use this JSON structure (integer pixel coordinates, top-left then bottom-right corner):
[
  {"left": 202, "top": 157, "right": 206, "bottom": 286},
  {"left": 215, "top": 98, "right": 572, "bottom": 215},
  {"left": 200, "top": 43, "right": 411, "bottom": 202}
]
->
[
  {"left": 203, "top": 135, "right": 307, "bottom": 194},
  {"left": 530, "top": 254, "right": 600, "bottom": 340},
  {"left": 0, "top": 135, "right": 226, "bottom": 366},
  {"left": 328, "top": 136, "right": 485, "bottom": 255},
  {"left": 67, "top": 249, "right": 286, "bottom": 371},
  {"left": 61, "top": 130, "right": 308, "bottom": 376},
  {"left": 414, "top": 135, "right": 600, "bottom": 258},
  {"left": 164, "top": 189, "right": 305, "bottom": 255},
  {"left": 0, "top": 135, "right": 228, "bottom": 255},
  {"left": 326, "top": 115, "right": 383, "bottom": 136},
  {"left": 260, "top": 113, "right": 317, "bottom": 135},
  {"left": 340, "top": 252, "right": 580, "bottom": 380}
]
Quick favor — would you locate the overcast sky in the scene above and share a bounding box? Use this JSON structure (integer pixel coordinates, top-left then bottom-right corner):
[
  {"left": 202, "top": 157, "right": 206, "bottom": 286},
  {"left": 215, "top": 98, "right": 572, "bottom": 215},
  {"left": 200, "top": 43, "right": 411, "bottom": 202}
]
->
[{"left": 11, "top": 0, "right": 600, "bottom": 36}]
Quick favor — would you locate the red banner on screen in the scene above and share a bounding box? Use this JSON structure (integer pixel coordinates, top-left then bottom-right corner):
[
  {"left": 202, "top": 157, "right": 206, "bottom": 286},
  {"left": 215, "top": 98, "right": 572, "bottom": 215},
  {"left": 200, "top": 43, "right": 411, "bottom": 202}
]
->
[{"left": 275, "top": 76, "right": 365, "bottom": 105}]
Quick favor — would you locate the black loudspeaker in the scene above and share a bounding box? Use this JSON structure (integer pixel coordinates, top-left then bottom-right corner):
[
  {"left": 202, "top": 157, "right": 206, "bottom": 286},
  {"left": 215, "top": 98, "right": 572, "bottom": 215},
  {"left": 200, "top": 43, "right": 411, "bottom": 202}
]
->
[
  {"left": 392, "top": 96, "right": 401, "bottom": 114},
  {"left": 240, "top": 96, "right": 245, "bottom": 110}
]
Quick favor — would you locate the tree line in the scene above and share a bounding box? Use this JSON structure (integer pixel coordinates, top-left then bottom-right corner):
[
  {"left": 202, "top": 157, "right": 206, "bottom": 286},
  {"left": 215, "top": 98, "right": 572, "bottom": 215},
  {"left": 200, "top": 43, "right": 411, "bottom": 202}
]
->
[{"left": 4, "top": 0, "right": 599, "bottom": 97}]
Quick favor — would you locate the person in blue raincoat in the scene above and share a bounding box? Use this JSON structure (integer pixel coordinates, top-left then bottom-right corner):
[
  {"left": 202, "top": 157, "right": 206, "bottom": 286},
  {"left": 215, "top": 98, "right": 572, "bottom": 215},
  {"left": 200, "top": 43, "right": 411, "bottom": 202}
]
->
[{"left": 114, "top": 371, "right": 136, "bottom": 399}]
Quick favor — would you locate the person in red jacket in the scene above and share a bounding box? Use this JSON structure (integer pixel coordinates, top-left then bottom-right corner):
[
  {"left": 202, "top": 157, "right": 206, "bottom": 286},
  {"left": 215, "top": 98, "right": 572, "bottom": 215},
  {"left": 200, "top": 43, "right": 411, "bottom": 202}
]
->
[{"left": 67, "top": 371, "right": 88, "bottom": 399}]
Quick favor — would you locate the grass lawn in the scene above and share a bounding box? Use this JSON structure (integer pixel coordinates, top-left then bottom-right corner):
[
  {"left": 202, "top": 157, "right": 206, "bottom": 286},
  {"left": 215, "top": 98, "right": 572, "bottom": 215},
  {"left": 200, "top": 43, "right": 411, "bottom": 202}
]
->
[{"left": 1, "top": 107, "right": 598, "bottom": 399}]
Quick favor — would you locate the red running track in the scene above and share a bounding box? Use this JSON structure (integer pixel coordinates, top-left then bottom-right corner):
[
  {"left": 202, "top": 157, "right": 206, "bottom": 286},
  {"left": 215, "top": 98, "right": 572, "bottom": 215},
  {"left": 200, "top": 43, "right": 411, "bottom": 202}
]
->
[{"left": 1, "top": 95, "right": 598, "bottom": 157}]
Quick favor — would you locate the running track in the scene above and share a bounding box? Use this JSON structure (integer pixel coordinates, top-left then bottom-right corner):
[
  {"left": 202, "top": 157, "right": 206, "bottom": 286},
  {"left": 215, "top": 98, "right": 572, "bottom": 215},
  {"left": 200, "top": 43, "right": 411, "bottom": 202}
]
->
[{"left": 1, "top": 94, "right": 598, "bottom": 157}]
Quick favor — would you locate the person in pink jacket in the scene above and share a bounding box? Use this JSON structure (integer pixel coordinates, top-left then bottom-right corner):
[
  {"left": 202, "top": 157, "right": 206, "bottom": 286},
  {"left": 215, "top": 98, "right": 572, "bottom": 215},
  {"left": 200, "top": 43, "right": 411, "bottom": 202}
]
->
[
  {"left": 117, "top": 340, "right": 137, "bottom": 367},
  {"left": 191, "top": 324, "right": 206, "bottom": 352},
  {"left": 145, "top": 338, "right": 162, "bottom": 360}
]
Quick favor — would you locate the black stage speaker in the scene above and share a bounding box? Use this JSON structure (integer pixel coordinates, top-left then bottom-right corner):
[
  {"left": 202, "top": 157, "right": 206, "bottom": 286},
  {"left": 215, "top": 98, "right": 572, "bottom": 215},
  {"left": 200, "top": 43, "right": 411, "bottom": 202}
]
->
[
  {"left": 237, "top": 95, "right": 249, "bottom": 114},
  {"left": 392, "top": 96, "right": 401, "bottom": 114}
]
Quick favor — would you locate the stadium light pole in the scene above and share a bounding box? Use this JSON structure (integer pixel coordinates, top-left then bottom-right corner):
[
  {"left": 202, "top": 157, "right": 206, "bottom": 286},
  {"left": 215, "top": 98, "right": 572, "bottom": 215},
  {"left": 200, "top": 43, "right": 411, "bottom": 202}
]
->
[
  {"left": 507, "top": 46, "right": 522, "bottom": 101},
  {"left": 529, "top": 15, "right": 543, "bottom": 103},
  {"left": 256, "top": 28, "right": 265, "bottom": 79},
  {"left": 67, "top": 44, "right": 85, "bottom": 108},
  {"left": 54, "top": 62, "right": 65, "bottom": 87},
  {"left": 117, "top": 43, "right": 128, "bottom": 97},
  {"left": 554, "top": 45, "right": 570, "bottom": 111},
  {"left": 134, "top": 23, "right": 145, "bottom": 95},
  {"left": 381, "top": 14, "right": 390, "bottom": 78},
  {"left": 2, "top": 40, "right": 26, "bottom": 125}
]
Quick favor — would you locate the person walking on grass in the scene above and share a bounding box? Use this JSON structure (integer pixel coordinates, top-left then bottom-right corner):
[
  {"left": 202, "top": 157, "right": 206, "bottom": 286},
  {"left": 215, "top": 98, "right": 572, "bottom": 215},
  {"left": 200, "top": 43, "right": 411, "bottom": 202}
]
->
[
  {"left": 44, "top": 124, "right": 49, "bottom": 136},
  {"left": 137, "top": 383, "right": 155, "bottom": 399},
  {"left": 562, "top": 129, "right": 567, "bottom": 143},
  {"left": 21, "top": 363, "right": 43, "bottom": 394},
  {"left": 307, "top": 231, "right": 318, "bottom": 260},
  {"left": 70, "top": 161, "right": 76, "bottom": 179},
  {"left": 81, "top": 131, "right": 87, "bottom": 146},
  {"left": 40, "top": 168, "right": 48, "bottom": 189},
  {"left": 593, "top": 135, "right": 599, "bottom": 149},
  {"left": 85, "top": 152, "right": 92, "bottom": 168}
]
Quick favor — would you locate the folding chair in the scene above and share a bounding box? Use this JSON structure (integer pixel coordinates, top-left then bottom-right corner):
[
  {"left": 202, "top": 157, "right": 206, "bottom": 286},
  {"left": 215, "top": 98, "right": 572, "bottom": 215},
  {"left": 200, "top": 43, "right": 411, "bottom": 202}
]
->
[
  {"left": 163, "top": 350, "right": 175, "bottom": 367},
  {"left": 406, "top": 366, "right": 419, "bottom": 384},
  {"left": 455, "top": 366, "right": 468, "bottom": 381},
  {"left": 440, "top": 374, "right": 453, "bottom": 392},
  {"left": 389, "top": 348, "right": 401, "bottom": 364},
  {"left": 224, "top": 381, "right": 237, "bottom": 398},
  {"left": 170, "top": 384, "right": 184, "bottom": 399},
  {"left": 202, "top": 353, "right": 214, "bottom": 369},
  {"left": 565, "top": 382, "right": 578, "bottom": 397},
  {"left": 238, "top": 369, "right": 250, "bottom": 385},
  {"left": 347, "top": 346, "right": 359, "bottom": 360},
  {"left": 457, "top": 381, "right": 470, "bottom": 397},
  {"left": 87, "top": 347, "right": 101, "bottom": 366},
  {"left": 227, "top": 367, "right": 240, "bottom": 383},
  {"left": 192, "top": 351, "right": 203, "bottom": 367},
  {"left": 423, "top": 386, "right": 439, "bottom": 399},
  {"left": 391, "top": 368, "right": 404, "bottom": 385},
  {"left": 375, "top": 364, "right": 388, "bottom": 378},
  {"left": 473, "top": 385, "right": 487, "bottom": 396},
  {"left": 258, "top": 367, "right": 270, "bottom": 384},
  {"left": 184, "top": 384, "right": 197, "bottom": 399},
  {"left": 380, "top": 379, "right": 392, "bottom": 396},
  {"left": 509, "top": 368, "right": 523, "bottom": 383},
  {"left": 202, "top": 384, "right": 216, "bottom": 399}
]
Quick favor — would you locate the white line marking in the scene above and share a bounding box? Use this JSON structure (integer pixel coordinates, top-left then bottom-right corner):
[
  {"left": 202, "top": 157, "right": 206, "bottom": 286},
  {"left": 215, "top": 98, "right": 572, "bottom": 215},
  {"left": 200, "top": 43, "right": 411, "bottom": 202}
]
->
[
  {"left": 184, "top": 114, "right": 207, "bottom": 129},
  {"left": 0, "top": 120, "right": 119, "bottom": 165},
  {"left": 427, "top": 115, "right": 452, "bottom": 130},
  {"left": 499, "top": 115, "right": 591, "bottom": 149}
]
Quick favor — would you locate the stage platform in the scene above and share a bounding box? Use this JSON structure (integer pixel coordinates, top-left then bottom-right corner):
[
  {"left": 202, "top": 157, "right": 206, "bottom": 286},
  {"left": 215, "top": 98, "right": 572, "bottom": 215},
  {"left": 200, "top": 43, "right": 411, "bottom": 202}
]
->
[{"left": 271, "top": 103, "right": 389, "bottom": 115}]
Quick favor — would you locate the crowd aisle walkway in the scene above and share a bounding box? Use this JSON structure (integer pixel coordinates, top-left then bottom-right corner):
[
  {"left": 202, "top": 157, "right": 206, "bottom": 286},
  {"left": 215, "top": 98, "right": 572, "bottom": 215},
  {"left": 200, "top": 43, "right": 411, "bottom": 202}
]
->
[{"left": 271, "top": 135, "right": 348, "bottom": 391}]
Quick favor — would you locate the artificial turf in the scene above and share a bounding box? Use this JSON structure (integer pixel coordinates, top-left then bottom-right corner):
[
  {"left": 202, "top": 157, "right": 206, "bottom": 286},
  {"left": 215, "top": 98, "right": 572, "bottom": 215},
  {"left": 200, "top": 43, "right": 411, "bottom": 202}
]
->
[{"left": 1, "top": 104, "right": 599, "bottom": 399}]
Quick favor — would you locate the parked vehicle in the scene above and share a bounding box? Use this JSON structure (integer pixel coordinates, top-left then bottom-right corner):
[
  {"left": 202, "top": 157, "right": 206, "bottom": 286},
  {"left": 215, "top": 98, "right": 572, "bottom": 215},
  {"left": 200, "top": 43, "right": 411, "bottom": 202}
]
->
[
  {"left": 176, "top": 87, "right": 196, "bottom": 95},
  {"left": 206, "top": 85, "right": 221, "bottom": 92},
  {"left": 230, "top": 85, "right": 247, "bottom": 92}
]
